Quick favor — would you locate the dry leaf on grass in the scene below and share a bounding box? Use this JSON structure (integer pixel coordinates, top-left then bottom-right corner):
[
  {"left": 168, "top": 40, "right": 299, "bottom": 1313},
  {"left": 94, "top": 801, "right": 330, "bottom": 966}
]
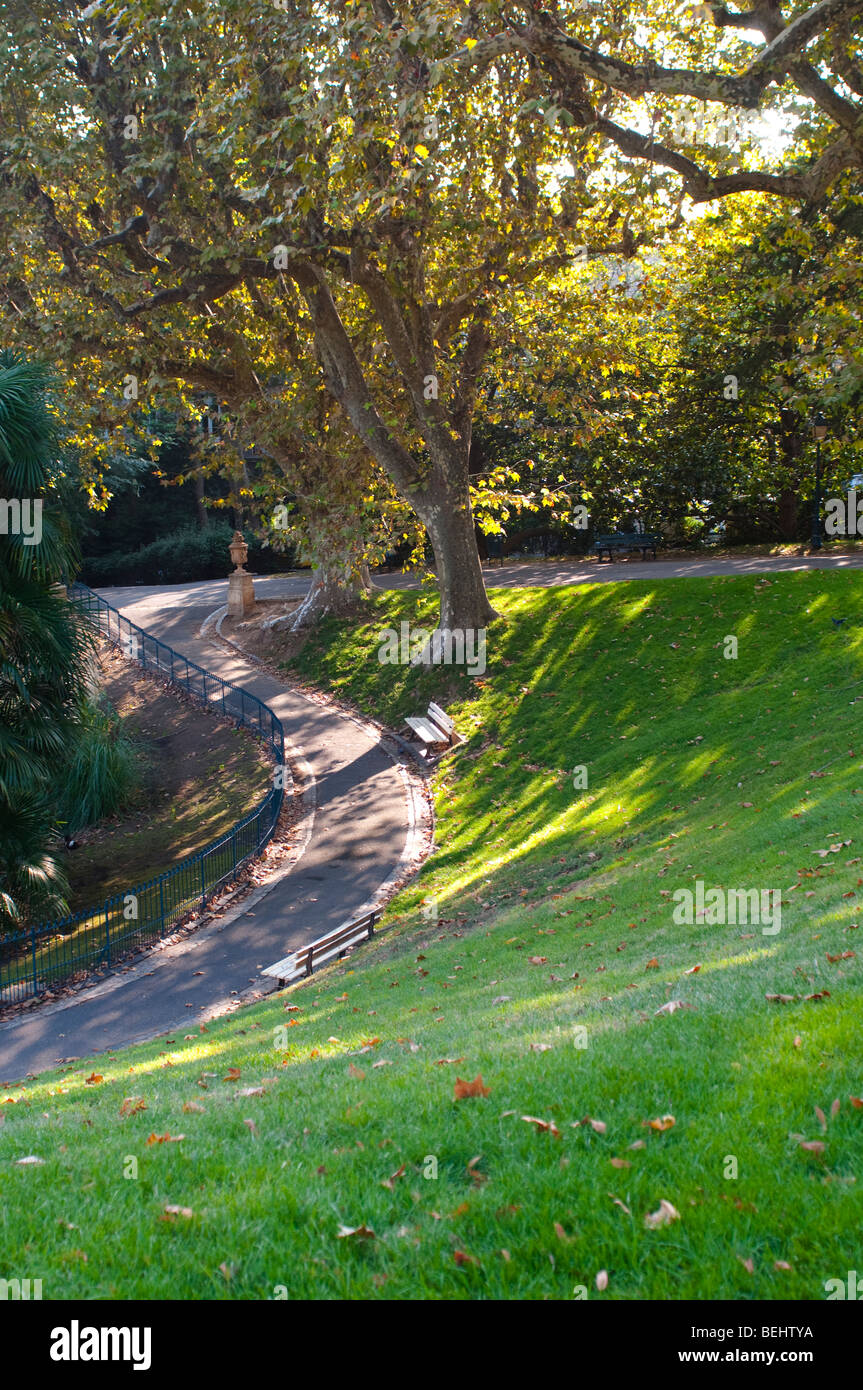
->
[
  {"left": 596, "top": 1269, "right": 609, "bottom": 1291},
  {"left": 146, "top": 1132, "right": 185, "bottom": 1145},
  {"left": 162, "top": 1205, "right": 194, "bottom": 1220},
  {"left": 610, "top": 1157, "right": 631, "bottom": 1169},
  {"left": 381, "top": 1163, "right": 407, "bottom": 1191},
  {"left": 799, "top": 1140, "right": 825, "bottom": 1154},
  {"left": 348, "top": 1063, "right": 365, "bottom": 1080},
  {"left": 336, "top": 1224, "right": 376, "bottom": 1240},
  {"left": 85, "top": 1073, "right": 103, "bottom": 1085},
  {"left": 454, "top": 1075, "right": 490, "bottom": 1100},
  {"left": 453, "top": 1250, "right": 480, "bottom": 1267},
  {"left": 182, "top": 1101, "right": 205, "bottom": 1114},
  {"left": 521, "top": 1115, "right": 561, "bottom": 1138},
  {"left": 222, "top": 1068, "right": 241, "bottom": 1082},
  {"left": 646, "top": 1114, "right": 676, "bottom": 1132},
  {"left": 644, "top": 1199, "right": 680, "bottom": 1229},
  {"left": 119, "top": 1097, "right": 146, "bottom": 1116},
  {"left": 655, "top": 999, "right": 690, "bottom": 1016}
]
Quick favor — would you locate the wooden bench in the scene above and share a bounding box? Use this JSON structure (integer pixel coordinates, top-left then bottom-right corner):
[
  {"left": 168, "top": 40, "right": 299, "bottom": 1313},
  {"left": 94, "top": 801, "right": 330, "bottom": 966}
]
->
[
  {"left": 594, "top": 532, "right": 661, "bottom": 562},
  {"left": 404, "top": 701, "right": 457, "bottom": 759},
  {"left": 261, "top": 908, "right": 380, "bottom": 984},
  {"left": 484, "top": 536, "right": 505, "bottom": 567}
]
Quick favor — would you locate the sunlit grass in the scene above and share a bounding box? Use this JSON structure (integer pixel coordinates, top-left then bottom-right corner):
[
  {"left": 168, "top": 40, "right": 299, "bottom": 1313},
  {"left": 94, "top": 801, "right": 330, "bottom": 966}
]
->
[{"left": 1, "top": 570, "right": 862, "bottom": 1299}]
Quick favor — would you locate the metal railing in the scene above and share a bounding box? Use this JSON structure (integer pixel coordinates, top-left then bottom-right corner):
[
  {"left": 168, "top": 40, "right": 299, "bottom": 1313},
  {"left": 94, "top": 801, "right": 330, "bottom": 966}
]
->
[{"left": 0, "top": 584, "right": 285, "bottom": 1006}]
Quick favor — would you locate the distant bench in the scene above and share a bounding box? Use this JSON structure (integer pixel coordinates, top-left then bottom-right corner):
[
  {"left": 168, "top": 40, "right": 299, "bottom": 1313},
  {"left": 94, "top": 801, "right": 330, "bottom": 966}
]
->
[
  {"left": 404, "top": 701, "right": 458, "bottom": 761},
  {"left": 594, "top": 532, "right": 662, "bottom": 563},
  {"left": 261, "top": 908, "right": 380, "bottom": 985}
]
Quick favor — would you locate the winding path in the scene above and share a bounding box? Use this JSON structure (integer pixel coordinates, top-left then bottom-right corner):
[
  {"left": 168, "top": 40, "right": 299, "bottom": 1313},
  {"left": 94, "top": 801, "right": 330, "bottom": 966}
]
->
[
  {"left": 0, "top": 585, "right": 426, "bottom": 1083},
  {"left": 3, "top": 551, "right": 860, "bottom": 1082}
]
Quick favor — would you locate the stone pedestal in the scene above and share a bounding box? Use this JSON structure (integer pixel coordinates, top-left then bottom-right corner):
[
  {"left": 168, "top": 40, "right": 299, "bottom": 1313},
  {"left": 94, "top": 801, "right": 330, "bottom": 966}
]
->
[{"left": 227, "top": 568, "right": 256, "bottom": 617}]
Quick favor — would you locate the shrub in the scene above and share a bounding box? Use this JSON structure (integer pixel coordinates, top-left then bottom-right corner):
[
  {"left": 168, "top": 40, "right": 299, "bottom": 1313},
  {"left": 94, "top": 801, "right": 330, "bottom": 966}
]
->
[{"left": 79, "top": 524, "right": 296, "bottom": 586}]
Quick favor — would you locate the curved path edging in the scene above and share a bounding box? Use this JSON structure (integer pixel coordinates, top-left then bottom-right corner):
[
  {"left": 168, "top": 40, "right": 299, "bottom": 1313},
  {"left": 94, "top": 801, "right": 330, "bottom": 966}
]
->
[{"left": 0, "top": 586, "right": 432, "bottom": 1083}]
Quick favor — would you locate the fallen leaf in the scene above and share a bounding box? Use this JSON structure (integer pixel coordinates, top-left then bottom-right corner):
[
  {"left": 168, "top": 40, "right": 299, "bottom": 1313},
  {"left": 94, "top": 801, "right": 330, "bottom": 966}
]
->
[
  {"left": 381, "top": 1163, "right": 407, "bottom": 1191},
  {"left": 162, "top": 1205, "right": 194, "bottom": 1220},
  {"left": 799, "top": 1140, "right": 826, "bottom": 1154},
  {"left": 655, "top": 999, "right": 689, "bottom": 1016},
  {"left": 348, "top": 1063, "right": 365, "bottom": 1080},
  {"left": 85, "top": 1072, "right": 103, "bottom": 1085},
  {"left": 182, "top": 1101, "right": 205, "bottom": 1114},
  {"left": 774, "top": 1260, "right": 792, "bottom": 1271},
  {"left": 454, "top": 1075, "right": 490, "bottom": 1100},
  {"left": 586, "top": 1117, "right": 607, "bottom": 1134},
  {"left": 239, "top": 1086, "right": 264, "bottom": 1097},
  {"left": 610, "top": 1157, "right": 631, "bottom": 1169},
  {"left": 850, "top": 1096, "right": 863, "bottom": 1109},
  {"left": 222, "top": 1068, "right": 241, "bottom": 1082},
  {"left": 146, "top": 1132, "right": 185, "bottom": 1145},
  {"left": 739, "top": 1256, "right": 755, "bottom": 1275},
  {"left": 644, "top": 1199, "right": 680, "bottom": 1229},
  {"left": 243, "top": 1119, "right": 257, "bottom": 1136},
  {"left": 14, "top": 1155, "right": 44, "bottom": 1165},
  {"left": 521, "top": 1115, "right": 561, "bottom": 1138},
  {"left": 336, "top": 1224, "right": 376, "bottom": 1240},
  {"left": 453, "top": 1250, "right": 479, "bottom": 1267},
  {"left": 119, "top": 1096, "right": 146, "bottom": 1116},
  {"left": 527, "top": 956, "right": 548, "bottom": 965},
  {"left": 647, "top": 1114, "right": 676, "bottom": 1132},
  {"left": 596, "top": 1269, "right": 609, "bottom": 1291},
  {"left": 683, "top": 964, "right": 701, "bottom": 975}
]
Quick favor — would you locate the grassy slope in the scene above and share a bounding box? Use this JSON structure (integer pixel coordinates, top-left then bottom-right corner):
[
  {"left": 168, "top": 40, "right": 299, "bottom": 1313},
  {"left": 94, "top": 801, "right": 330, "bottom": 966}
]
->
[{"left": 1, "top": 570, "right": 862, "bottom": 1300}]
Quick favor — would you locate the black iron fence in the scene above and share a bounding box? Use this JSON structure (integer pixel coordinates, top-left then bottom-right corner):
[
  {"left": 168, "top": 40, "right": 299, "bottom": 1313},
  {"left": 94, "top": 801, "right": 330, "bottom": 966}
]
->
[{"left": 0, "top": 583, "right": 285, "bottom": 1006}]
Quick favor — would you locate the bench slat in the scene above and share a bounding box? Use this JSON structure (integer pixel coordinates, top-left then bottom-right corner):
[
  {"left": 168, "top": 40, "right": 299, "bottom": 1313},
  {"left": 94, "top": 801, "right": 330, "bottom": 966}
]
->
[
  {"left": 428, "top": 701, "right": 454, "bottom": 734},
  {"left": 405, "top": 715, "right": 449, "bottom": 744},
  {"left": 262, "top": 910, "right": 379, "bottom": 982}
]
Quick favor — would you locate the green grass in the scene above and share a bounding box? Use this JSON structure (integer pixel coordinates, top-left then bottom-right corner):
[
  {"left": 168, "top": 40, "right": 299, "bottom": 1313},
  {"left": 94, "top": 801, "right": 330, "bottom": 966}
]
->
[{"left": 1, "top": 570, "right": 862, "bottom": 1300}]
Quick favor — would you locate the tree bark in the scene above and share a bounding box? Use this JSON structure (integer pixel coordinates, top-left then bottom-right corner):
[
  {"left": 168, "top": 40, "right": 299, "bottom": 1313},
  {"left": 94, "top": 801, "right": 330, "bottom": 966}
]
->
[
  {"left": 415, "top": 482, "right": 499, "bottom": 632},
  {"left": 286, "top": 563, "right": 364, "bottom": 632}
]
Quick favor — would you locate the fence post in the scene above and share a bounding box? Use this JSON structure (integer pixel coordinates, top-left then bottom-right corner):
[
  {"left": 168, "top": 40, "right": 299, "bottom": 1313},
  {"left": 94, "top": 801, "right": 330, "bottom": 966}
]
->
[
  {"left": 200, "top": 855, "right": 207, "bottom": 908},
  {"left": 31, "top": 926, "right": 38, "bottom": 999},
  {"left": 170, "top": 650, "right": 174, "bottom": 684},
  {"left": 231, "top": 826, "right": 237, "bottom": 879},
  {"left": 159, "top": 876, "right": 166, "bottom": 935},
  {"left": 105, "top": 902, "right": 111, "bottom": 965}
]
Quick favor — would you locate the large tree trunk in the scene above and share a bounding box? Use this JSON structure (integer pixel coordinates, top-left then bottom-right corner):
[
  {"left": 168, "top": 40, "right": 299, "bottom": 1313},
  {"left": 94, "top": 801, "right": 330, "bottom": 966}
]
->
[
  {"left": 416, "top": 484, "right": 499, "bottom": 632},
  {"left": 287, "top": 563, "right": 364, "bottom": 632}
]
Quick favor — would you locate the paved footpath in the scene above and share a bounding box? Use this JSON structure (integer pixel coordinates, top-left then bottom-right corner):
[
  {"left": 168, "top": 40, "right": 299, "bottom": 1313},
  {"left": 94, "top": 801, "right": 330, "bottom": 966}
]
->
[
  {"left": 2, "top": 552, "right": 860, "bottom": 1080},
  {"left": 0, "top": 586, "right": 420, "bottom": 1083}
]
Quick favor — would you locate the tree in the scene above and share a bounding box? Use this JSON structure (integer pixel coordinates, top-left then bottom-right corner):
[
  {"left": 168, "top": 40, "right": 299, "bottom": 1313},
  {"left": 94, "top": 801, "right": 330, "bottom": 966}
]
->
[
  {"left": 0, "top": 350, "right": 85, "bottom": 924},
  {"left": 2, "top": 1, "right": 858, "bottom": 638},
  {"left": 0, "top": 0, "right": 636, "bottom": 633}
]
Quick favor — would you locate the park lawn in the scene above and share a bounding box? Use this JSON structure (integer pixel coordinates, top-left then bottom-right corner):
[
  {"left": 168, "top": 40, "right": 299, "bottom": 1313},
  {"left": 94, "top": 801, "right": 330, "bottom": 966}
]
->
[{"left": 1, "top": 569, "right": 862, "bottom": 1300}]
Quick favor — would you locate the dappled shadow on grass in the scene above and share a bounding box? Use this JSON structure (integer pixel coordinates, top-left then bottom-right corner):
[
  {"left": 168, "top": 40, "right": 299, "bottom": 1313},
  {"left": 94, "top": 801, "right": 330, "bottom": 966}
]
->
[{"left": 3, "top": 570, "right": 863, "bottom": 1298}]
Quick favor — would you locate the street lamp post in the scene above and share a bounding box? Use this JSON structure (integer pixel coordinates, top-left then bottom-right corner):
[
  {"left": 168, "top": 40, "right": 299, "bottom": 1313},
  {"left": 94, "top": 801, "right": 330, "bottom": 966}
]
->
[{"left": 811, "top": 411, "right": 828, "bottom": 551}]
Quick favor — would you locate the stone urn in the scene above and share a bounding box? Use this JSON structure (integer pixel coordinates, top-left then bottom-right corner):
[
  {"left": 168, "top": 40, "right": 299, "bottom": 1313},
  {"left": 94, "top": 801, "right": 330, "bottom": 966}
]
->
[{"left": 227, "top": 529, "right": 256, "bottom": 617}]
